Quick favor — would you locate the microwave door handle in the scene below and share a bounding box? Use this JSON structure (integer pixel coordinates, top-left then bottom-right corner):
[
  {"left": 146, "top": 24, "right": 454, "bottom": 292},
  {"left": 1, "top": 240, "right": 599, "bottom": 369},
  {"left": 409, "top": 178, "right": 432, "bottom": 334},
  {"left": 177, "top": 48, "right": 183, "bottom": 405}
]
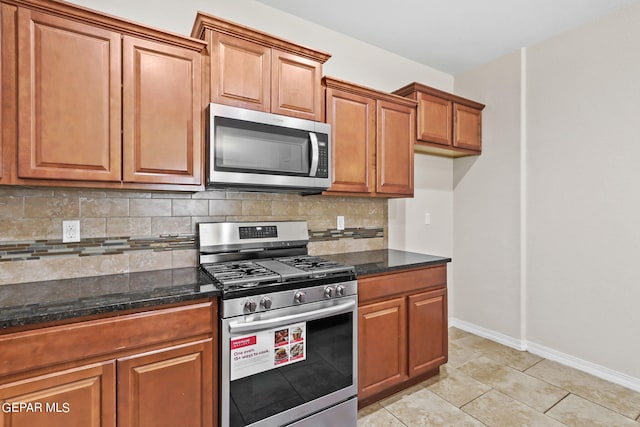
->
[
  {"left": 309, "top": 132, "right": 319, "bottom": 177},
  {"left": 228, "top": 299, "right": 356, "bottom": 335}
]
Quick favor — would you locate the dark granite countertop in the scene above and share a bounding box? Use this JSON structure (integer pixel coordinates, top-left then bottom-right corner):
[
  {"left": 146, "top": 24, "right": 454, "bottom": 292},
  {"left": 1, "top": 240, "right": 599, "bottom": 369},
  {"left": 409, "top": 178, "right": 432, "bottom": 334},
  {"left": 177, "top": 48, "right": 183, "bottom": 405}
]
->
[
  {"left": 324, "top": 249, "right": 451, "bottom": 277},
  {"left": 0, "top": 268, "right": 219, "bottom": 330},
  {"left": 0, "top": 250, "right": 449, "bottom": 331}
]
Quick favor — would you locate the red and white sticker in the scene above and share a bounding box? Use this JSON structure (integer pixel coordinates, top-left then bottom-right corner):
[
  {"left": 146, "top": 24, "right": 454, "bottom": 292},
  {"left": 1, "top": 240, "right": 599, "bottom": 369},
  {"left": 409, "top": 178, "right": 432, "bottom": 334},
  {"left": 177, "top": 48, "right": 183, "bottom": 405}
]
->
[{"left": 230, "top": 322, "right": 306, "bottom": 381}]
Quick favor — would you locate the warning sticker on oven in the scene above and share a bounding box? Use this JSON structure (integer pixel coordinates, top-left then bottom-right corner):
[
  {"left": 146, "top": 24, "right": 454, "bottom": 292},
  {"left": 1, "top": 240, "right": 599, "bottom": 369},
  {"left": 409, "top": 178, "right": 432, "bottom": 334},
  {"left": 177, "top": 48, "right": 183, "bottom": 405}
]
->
[{"left": 230, "top": 322, "right": 306, "bottom": 381}]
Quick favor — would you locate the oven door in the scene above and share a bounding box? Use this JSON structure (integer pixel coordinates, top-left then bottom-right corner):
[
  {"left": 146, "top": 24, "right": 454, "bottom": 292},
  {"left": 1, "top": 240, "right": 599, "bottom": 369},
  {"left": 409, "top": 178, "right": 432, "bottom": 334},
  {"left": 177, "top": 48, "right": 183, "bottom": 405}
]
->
[{"left": 220, "top": 295, "right": 357, "bottom": 427}]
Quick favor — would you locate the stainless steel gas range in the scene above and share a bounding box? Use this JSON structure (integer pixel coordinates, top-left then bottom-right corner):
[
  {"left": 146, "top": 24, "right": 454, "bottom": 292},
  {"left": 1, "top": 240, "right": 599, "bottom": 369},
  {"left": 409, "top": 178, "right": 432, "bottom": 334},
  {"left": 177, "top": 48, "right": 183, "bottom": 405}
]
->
[{"left": 198, "top": 221, "right": 358, "bottom": 427}]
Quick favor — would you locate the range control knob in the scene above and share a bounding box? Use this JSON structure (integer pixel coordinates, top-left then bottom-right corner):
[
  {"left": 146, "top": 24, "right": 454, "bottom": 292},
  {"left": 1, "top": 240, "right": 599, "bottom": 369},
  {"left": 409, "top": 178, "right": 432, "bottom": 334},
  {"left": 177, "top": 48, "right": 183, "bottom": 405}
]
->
[
  {"left": 260, "top": 296, "right": 272, "bottom": 310},
  {"left": 244, "top": 299, "right": 257, "bottom": 313},
  {"left": 324, "top": 286, "right": 335, "bottom": 299},
  {"left": 293, "top": 291, "right": 306, "bottom": 304},
  {"left": 335, "top": 285, "right": 346, "bottom": 297}
]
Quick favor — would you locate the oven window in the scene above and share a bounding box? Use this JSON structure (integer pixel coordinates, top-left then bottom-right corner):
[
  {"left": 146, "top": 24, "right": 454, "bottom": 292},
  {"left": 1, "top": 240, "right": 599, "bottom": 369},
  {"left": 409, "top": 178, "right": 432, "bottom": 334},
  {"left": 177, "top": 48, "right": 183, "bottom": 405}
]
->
[
  {"left": 215, "top": 117, "right": 310, "bottom": 176},
  {"left": 229, "top": 312, "right": 353, "bottom": 427}
]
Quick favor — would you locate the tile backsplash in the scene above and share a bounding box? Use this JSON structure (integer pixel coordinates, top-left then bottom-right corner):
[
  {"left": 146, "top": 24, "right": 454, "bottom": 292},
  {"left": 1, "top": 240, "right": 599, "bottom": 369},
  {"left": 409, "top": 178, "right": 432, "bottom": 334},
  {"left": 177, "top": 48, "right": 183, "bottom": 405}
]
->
[{"left": 0, "top": 187, "right": 387, "bottom": 285}]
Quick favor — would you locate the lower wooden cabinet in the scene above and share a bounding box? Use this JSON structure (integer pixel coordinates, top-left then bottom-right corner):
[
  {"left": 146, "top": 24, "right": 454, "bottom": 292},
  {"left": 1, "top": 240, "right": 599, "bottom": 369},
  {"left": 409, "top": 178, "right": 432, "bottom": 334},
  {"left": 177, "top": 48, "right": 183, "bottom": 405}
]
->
[
  {"left": 358, "top": 297, "right": 407, "bottom": 399},
  {"left": 0, "top": 300, "right": 217, "bottom": 427},
  {"left": 357, "top": 265, "right": 448, "bottom": 406},
  {"left": 408, "top": 288, "right": 447, "bottom": 377},
  {"left": 0, "top": 361, "right": 116, "bottom": 427},
  {"left": 118, "top": 339, "right": 213, "bottom": 427}
]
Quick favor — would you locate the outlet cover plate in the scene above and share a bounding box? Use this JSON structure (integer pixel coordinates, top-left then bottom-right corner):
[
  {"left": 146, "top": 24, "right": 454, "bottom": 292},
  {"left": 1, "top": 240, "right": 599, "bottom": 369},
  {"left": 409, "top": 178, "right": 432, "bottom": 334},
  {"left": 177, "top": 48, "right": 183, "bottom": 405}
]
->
[{"left": 62, "top": 220, "right": 80, "bottom": 243}]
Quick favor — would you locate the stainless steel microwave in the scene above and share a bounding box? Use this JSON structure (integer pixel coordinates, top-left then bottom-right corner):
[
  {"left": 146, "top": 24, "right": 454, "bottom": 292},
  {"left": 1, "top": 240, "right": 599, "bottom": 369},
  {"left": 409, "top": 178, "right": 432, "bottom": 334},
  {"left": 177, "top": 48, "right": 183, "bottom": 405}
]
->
[{"left": 208, "top": 103, "right": 331, "bottom": 193}]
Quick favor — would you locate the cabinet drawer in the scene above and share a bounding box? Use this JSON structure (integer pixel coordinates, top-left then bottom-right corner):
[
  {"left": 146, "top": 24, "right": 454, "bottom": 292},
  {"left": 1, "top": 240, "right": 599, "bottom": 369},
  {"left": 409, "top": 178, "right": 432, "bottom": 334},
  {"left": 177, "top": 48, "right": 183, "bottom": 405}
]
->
[
  {"left": 358, "top": 265, "right": 446, "bottom": 303},
  {"left": 0, "top": 301, "right": 214, "bottom": 377}
]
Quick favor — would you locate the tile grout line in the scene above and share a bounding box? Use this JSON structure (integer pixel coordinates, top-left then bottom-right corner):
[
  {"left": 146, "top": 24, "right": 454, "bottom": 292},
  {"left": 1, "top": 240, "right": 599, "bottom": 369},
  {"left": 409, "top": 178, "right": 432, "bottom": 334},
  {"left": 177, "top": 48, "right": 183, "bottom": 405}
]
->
[
  {"left": 459, "top": 388, "right": 493, "bottom": 425},
  {"left": 458, "top": 357, "right": 576, "bottom": 418},
  {"left": 523, "top": 362, "right": 640, "bottom": 422},
  {"left": 381, "top": 405, "right": 409, "bottom": 427},
  {"left": 523, "top": 356, "right": 546, "bottom": 372},
  {"left": 542, "top": 391, "right": 571, "bottom": 415}
]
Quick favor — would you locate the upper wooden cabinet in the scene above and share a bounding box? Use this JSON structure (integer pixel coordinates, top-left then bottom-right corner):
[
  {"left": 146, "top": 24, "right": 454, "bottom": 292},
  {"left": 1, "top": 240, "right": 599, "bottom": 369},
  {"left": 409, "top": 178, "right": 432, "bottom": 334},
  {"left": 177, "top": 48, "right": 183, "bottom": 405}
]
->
[
  {"left": 394, "top": 82, "right": 485, "bottom": 158},
  {"left": 192, "top": 13, "right": 330, "bottom": 121},
  {"left": 1, "top": 0, "right": 206, "bottom": 190},
  {"left": 323, "top": 77, "right": 415, "bottom": 197},
  {"left": 16, "top": 8, "right": 122, "bottom": 182},
  {"left": 1, "top": 3, "right": 16, "bottom": 185},
  {"left": 0, "top": 4, "right": 6, "bottom": 184},
  {"left": 122, "top": 36, "right": 202, "bottom": 185}
]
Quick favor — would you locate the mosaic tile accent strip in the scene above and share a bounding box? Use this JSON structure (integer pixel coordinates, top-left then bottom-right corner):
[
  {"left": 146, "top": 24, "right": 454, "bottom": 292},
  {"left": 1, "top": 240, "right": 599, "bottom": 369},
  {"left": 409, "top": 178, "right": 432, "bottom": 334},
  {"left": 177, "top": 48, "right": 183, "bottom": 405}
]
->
[
  {"left": 310, "top": 227, "right": 384, "bottom": 241},
  {"left": 0, "top": 235, "right": 197, "bottom": 262},
  {"left": 0, "top": 227, "right": 384, "bottom": 262}
]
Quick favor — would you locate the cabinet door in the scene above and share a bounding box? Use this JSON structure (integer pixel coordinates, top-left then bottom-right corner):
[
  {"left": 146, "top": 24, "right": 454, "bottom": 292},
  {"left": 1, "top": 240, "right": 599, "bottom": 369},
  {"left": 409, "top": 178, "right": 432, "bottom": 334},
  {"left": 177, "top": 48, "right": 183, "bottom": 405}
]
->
[
  {"left": 122, "top": 36, "right": 202, "bottom": 185},
  {"left": 376, "top": 100, "right": 414, "bottom": 196},
  {"left": 0, "top": 361, "right": 116, "bottom": 427},
  {"left": 16, "top": 8, "right": 122, "bottom": 182},
  {"left": 453, "top": 103, "right": 482, "bottom": 151},
  {"left": 358, "top": 297, "right": 407, "bottom": 401},
  {"left": 325, "top": 88, "right": 375, "bottom": 194},
  {"left": 416, "top": 92, "right": 452, "bottom": 146},
  {"left": 271, "top": 49, "right": 322, "bottom": 120},
  {"left": 0, "top": 3, "right": 6, "bottom": 183},
  {"left": 117, "top": 339, "right": 213, "bottom": 427},
  {"left": 408, "top": 288, "right": 448, "bottom": 377},
  {"left": 210, "top": 32, "right": 270, "bottom": 112}
]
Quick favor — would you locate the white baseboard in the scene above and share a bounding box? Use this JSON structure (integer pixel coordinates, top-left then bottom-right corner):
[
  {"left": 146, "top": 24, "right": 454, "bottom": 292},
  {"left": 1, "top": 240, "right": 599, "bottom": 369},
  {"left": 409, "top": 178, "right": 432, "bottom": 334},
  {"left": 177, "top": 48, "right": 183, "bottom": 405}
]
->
[
  {"left": 449, "top": 318, "right": 526, "bottom": 351},
  {"left": 449, "top": 317, "right": 640, "bottom": 393},
  {"left": 526, "top": 341, "right": 640, "bottom": 393}
]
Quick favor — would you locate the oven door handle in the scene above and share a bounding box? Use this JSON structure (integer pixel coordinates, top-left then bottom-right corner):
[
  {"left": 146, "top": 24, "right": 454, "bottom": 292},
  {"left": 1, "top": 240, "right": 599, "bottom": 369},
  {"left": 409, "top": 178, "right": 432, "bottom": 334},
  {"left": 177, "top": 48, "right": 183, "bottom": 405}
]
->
[{"left": 228, "top": 299, "right": 356, "bottom": 335}]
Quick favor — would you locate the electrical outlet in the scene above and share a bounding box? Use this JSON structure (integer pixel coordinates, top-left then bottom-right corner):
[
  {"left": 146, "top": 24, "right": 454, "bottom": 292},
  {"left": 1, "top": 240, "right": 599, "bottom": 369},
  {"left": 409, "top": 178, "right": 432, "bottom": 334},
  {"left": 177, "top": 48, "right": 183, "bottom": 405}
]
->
[
  {"left": 337, "top": 216, "right": 345, "bottom": 231},
  {"left": 62, "top": 220, "right": 80, "bottom": 243}
]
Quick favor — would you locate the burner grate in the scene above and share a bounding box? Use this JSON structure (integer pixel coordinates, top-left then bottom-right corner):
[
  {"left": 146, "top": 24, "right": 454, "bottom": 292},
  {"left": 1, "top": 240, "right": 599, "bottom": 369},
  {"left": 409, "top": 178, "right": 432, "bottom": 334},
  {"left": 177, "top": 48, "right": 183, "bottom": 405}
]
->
[{"left": 202, "top": 261, "right": 281, "bottom": 287}]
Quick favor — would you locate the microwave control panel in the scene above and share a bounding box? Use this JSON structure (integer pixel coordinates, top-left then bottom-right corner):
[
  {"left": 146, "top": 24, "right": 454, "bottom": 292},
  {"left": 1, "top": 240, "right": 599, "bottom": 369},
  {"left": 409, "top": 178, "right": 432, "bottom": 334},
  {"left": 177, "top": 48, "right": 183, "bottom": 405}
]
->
[{"left": 316, "top": 141, "right": 328, "bottom": 178}]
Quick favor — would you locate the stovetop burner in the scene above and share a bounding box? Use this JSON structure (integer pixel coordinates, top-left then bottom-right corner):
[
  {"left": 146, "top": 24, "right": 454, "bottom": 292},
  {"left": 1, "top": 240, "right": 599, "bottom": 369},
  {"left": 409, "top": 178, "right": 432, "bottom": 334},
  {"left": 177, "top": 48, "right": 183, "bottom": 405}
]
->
[
  {"left": 201, "top": 255, "right": 354, "bottom": 290},
  {"left": 198, "top": 221, "right": 356, "bottom": 297},
  {"left": 277, "top": 256, "right": 347, "bottom": 274},
  {"left": 203, "top": 261, "right": 281, "bottom": 286}
]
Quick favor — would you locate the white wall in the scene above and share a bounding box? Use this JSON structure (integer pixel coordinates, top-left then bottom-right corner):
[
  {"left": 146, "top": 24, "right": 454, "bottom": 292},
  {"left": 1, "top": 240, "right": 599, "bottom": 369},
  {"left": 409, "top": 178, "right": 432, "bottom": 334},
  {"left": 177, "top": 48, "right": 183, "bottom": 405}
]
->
[
  {"left": 388, "top": 155, "right": 453, "bottom": 257},
  {"left": 452, "top": 1, "right": 640, "bottom": 387},
  {"left": 452, "top": 51, "right": 523, "bottom": 341},
  {"left": 526, "top": 2, "right": 640, "bottom": 380}
]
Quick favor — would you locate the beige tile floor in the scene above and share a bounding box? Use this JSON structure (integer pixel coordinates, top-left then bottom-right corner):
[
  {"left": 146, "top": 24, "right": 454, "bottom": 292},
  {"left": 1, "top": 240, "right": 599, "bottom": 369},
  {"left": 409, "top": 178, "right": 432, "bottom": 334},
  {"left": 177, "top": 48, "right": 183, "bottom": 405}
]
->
[{"left": 358, "top": 328, "right": 640, "bottom": 426}]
